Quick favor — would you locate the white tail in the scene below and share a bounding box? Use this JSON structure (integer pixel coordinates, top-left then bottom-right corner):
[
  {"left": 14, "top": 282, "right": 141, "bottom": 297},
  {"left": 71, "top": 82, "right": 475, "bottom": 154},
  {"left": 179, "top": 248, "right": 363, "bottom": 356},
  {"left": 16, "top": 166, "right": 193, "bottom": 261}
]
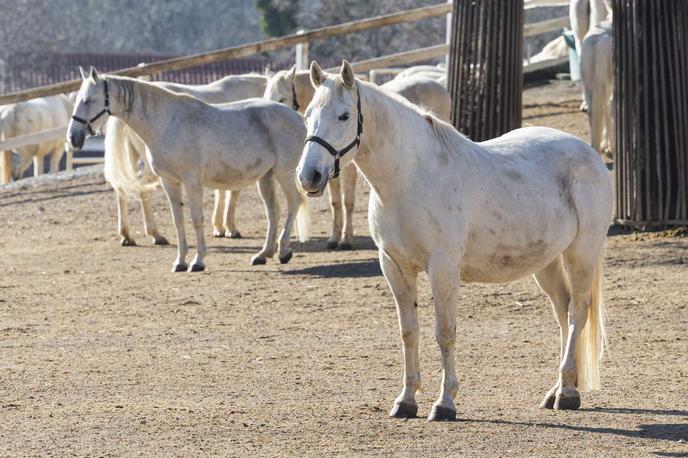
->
[
  {"left": 295, "top": 193, "right": 312, "bottom": 242},
  {"left": 575, "top": 255, "right": 607, "bottom": 391},
  {"left": 103, "top": 117, "right": 158, "bottom": 195}
]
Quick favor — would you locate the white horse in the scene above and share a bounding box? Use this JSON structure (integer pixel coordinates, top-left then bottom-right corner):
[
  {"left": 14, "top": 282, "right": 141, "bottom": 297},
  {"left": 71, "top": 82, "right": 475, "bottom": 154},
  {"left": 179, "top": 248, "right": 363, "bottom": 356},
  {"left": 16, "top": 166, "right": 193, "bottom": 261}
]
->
[
  {"left": 0, "top": 95, "right": 72, "bottom": 183},
  {"left": 570, "top": 0, "right": 612, "bottom": 109},
  {"left": 265, "top": 67, "right": 451, "bottom": 248},
  {"left": 581, "top": 20, "right": 613, "bottom": 157},
  {"left": 103, "top": 73, "right": 267, "bottom": 246},
  {"left": 396, "top": 64, "right": 447, "bottom": 87},
  {"left": 298, "top": 61, "right": 612, "bottom": 421},
  {"left": 69, "top": 68, "right": 309, "bottom": 271}
]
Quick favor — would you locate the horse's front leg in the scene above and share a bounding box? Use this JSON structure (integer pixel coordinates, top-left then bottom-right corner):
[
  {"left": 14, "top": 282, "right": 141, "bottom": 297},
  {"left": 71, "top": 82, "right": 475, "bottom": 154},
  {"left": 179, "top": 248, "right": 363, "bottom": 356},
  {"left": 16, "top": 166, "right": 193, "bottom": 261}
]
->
[
  {"left": 428, "top": 256, "right": 460, "bottom": 421},
  {"left": 211, "top": 189, "right": 226, "bottom": 237},
  {"left": 339, "top": 163, "right": 357, "bottom": 250},
  {"left": 1, "top": 150, "right": 11, "bottom": 184},
  {"left": 185, "top": 179, "right": 207, "bottom": 272},
  {"left": 33, "top": 155, "right": 44, "bottom": 177},
  {"left": 326, "top": 177, "right": 343, "bottom": 249},
  {"left": 160, "top": 177, "right": 188, "bottom": 272},
  {"left": 224, "top": 190, "right": 242, "bottom": 238},
  {"left": 380, "top": 250, "right": 420, "bottom": 418},
  {"left": 50, "top": 148, "right": 63, "bottom": 174}
]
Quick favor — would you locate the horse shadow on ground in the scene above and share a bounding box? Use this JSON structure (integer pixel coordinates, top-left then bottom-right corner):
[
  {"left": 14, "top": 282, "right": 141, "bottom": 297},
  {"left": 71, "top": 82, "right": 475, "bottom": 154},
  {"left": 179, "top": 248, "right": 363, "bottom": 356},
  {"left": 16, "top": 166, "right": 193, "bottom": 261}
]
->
[
  {"left": 0, "top": 187, "right": 110, "bottom": 208},
  {"left": 284, "top": 258, "right": 382, "bottom": 278},
  {"left": 457, "top": 413, "right": 688, "bottom": 444},
  {"left": 294, "top": 236, "right": 377, "bottom": 253}
]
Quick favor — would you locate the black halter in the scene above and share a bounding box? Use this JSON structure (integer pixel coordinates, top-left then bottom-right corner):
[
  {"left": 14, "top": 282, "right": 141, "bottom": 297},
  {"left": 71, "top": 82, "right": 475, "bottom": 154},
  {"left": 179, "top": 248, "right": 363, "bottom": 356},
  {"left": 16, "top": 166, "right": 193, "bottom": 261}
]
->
[
  {"left": 304, "top": 87, "right": 363, "bottom": 179},
  {"left": 291, "top": 77, "right": 300, "bottom": 111},
  {"left": 71, "top": 79, "right": 111, "bottom": 135}
]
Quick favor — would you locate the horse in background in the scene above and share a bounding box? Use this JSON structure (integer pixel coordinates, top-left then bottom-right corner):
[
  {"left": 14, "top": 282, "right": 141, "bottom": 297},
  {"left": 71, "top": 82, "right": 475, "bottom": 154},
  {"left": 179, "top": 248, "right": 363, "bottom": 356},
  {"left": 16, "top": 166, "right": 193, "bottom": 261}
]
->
[
  {"left": 69, "top": 68, "right": 309, "bottom": 271},
  {"left": 0, "top": 95, "right": 72, "bottom": 184},
  {"left": 103, "top": 72, "right": 267, "bottom": 246},
  {"left": 298, "top": 60, "right": 611, "bottom": 421},
  {"left": 264, "top": 66, "right": 451, "bottom": 249},
  {"left": 581, "top": 20, "right": 613, "bottom": 158}
]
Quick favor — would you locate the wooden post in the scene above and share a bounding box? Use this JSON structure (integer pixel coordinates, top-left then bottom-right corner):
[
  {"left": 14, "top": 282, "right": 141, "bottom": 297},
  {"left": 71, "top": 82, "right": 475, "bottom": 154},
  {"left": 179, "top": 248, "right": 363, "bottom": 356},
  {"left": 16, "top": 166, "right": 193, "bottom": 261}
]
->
[
  {"left": 613, "top": 0, "right": 688, "bottom": 228},
  {"left": 295, "top": 29, "right": 309, "bottom": 70},
  {"left": 447, "top": 0, "right": 524, "bottom": 141}
]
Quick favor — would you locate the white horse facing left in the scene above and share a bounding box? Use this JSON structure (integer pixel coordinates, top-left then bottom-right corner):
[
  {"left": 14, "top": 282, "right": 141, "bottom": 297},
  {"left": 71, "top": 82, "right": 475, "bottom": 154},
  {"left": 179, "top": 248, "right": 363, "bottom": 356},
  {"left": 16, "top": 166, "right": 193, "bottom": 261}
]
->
[
  {"left": 0, "top": 95, "right": 72, "bottom": 183},
  {"left": 298, "top": 60, "right": 612, "bottom": 421},
  {"left": 69, "top": 68, "right": 309, "bottom": 272}
]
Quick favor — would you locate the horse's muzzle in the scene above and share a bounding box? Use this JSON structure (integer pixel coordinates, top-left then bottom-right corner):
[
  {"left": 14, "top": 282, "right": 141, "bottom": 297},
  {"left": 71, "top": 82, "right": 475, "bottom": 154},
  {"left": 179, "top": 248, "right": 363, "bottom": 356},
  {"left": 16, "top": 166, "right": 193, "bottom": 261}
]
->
[
  {"left": 299, "top": 167, "right": 328, "bottom": 197},
  {"left": 68, "top": 128, "right": 85, "bottom": 150}
]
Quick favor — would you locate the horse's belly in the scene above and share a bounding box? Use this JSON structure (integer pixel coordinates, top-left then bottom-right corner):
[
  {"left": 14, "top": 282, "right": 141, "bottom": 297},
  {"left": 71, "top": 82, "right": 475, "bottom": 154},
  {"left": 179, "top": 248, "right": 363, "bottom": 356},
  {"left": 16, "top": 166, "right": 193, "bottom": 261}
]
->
[
  {"left": 460, "top": 221, "right": 577, "bottom": 283},
  {"left": 204, "top": 158, "right": 272, "bottom": 191}
]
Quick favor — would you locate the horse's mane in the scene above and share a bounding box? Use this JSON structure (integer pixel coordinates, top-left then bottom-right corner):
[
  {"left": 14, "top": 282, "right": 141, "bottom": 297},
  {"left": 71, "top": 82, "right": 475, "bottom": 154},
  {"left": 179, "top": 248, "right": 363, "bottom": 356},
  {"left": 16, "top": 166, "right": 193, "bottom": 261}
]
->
[
  {"left": 353, "top": 77, "right": 475, "bottom": 157},
  {"left": 106, "top": 75, "right": 207, "bottom": 112}
]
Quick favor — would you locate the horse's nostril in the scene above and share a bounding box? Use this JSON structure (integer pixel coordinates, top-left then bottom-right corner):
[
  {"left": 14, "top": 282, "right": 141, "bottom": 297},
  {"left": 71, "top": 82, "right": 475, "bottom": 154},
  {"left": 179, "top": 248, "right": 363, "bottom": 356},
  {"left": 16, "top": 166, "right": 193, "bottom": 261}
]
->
[{"left": 311, "top": 170, "right": 322, "bottom": 184}]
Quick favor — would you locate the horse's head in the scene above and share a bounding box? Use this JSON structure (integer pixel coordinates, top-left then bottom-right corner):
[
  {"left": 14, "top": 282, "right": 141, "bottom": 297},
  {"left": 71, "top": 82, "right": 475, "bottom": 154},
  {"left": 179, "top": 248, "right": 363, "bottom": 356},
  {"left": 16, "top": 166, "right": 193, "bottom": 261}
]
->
[
  {"left": 263, "top": 65, "right": 297, "bottom": 109},
  {"left": 68, "top": 66, "right": 110, "bottom": 149},
  {"left": 297, "top": 60, "right": 362, "bottom": 197}
]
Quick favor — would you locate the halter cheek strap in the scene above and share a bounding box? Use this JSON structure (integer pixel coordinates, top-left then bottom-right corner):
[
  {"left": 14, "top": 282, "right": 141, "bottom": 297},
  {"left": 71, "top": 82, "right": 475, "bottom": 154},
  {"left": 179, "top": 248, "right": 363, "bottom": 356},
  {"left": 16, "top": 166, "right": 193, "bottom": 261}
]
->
[
  {"left": 291, "top": 78, "right": 300, "bottom": 111},
  {"left": 71, "top": 79, "right": 111, "bottom": 136},
  {"left": 304, "top": 87, "right": 363, "bottom": 179}
]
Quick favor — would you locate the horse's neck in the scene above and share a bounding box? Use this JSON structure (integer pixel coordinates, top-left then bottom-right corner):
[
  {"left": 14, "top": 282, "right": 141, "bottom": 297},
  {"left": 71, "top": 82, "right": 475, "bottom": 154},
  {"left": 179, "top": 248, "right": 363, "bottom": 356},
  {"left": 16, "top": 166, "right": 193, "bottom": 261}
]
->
[
  {"left": 295, "top": 72, "right": 315, "bottom": 112},
  {"left": 354, "top": 83, "right": 437, "bottom": 199},
  {"left": 108, "top": 76, "right": 178, "bottom": 150}
]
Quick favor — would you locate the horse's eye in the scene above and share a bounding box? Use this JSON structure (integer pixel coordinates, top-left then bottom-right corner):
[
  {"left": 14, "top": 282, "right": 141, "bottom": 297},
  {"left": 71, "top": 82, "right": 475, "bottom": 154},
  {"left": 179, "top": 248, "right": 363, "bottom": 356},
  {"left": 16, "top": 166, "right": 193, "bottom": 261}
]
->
[
  {"left": 338, "top": 113, "right": 350, "bottom": 121},
  {"left": 278, "top": 98, "right": 286, "bottom": 104}
]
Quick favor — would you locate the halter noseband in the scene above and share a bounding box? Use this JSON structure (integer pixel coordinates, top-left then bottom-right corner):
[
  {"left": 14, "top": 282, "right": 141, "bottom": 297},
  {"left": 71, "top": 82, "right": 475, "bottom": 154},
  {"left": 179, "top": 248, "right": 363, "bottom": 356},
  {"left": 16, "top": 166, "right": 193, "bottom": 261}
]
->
[
  {"left": 304, "top": 87, "right": 363, "bottom": 179},
  {"left": 71, "top": 79, "right": 111, "bottom": 135}
]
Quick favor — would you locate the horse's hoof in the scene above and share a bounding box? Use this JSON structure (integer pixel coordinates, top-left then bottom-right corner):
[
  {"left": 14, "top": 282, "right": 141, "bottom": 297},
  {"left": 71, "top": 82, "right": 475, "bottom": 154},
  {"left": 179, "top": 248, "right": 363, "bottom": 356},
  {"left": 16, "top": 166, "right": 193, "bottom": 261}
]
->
[
  {"left": 279, "top": 251, "right": 293, "bottom": 264},
  {"left": 325, "top": 240, "right": 338, "bottom": 250},
  {"left": 389, "top": 401, "right": 417, "bottom": 419},
  {"left": 188, "top": 263, "right": 205, "bottom": 272},
  {"left": 428, "top": 405, "right": 457, "bottom": 422},
  {"left": 120, "top": 237, "right": 136, "bottom": 247},
  {"left": 154, "top": 235, "right": 169, "bottom": 246},
  {"left": 337, "top": 241, "right": 353, "bottom": 251},
  {"left": 172, "top": 263, "right": 188, "bottom": 272},
  {"left": 251, "top": 256, "right": 267, "bottom": 266},
  {"left": 212, "top": 229, "right": 224, "bottom": 238},
  {"left": 227, "top": 230, "right": 242, "bottom": 239},
  {"left": 540, "top": 393, "right": 556, "bottom": 409},
  {"left": 554, "top": 393, "right": 581, "bottom": 410}
]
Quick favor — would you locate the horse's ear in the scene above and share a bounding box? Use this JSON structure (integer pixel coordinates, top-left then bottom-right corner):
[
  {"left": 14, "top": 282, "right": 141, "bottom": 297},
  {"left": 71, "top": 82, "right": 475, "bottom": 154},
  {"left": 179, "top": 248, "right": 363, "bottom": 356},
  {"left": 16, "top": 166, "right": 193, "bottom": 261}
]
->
[
  {"left": 289, "top": 64, "right": 296, "bottom": 81},
  {"left": 310, "top": 61, "right": 324, "bottom": 88},
  {"left": 340, "top": 60, "right": 355, "bottom": 89},
  {"left": 78, "top": 66, "right": 88, "bottom": 79},
  {"left": 89, "top": 66, "right": 100, "bottom": 82}
]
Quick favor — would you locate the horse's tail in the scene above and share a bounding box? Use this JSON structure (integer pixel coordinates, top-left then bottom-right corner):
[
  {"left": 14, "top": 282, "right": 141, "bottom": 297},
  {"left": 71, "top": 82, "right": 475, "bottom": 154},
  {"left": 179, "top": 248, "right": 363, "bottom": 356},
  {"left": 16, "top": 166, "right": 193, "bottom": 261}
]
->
[
  {"left": 103, "top": 117, "right": 157, "bottom": 195},
  {"left": 295, "top": 187, "right": 312, "bottom": 243},
  {"left": 575, "top": 254, "right": 607, "bottom": 392}
]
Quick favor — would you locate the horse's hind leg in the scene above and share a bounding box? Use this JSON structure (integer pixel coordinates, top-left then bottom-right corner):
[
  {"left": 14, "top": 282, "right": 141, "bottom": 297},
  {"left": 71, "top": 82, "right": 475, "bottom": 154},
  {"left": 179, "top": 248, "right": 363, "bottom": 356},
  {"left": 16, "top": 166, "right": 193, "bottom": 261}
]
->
[
  {"left": 50, "top": 148, "right": 63, "bottom": 174},
  {"left": 338, "top": 163, "right": 357, "bottom": 250},
  {"left": 33, "top": 155, "right": 44, "bottom": 177},
  {"left": 381, "top": 250, "right": 420, "bottom": 419},
  {"left": 252, "top": 171, "right": 279, "bottom": 265},
  {"left": 1, "top": 151, "right": 11, "bottom": 184},
  {"left": 160, "top": 177, "right": 188, "bottom": 272},
  {"left": 224, "top": 190, "right": 242, "bottom": 239},
  {"left": 326, "top": 177, "right": 343, "bottom": 250},
  {"left": 139, "top": 190, "right": 168, "bottom": 245},
  {"left": 116, "top": 188, "right": 136, "bottom": 246},
  {"left": 212, "top": 189, "right": 226, "bottom": 237},
  {"left": 534, "top": 256, "right": 571, "bottom": 409}
]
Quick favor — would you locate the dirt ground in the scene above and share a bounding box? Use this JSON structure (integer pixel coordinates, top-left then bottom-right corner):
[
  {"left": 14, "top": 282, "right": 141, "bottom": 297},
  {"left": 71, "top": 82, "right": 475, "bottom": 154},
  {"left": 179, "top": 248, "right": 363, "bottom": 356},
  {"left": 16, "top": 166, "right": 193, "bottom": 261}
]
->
[{"left": 1, "top": 80, "right": 686, "bottom": 456}]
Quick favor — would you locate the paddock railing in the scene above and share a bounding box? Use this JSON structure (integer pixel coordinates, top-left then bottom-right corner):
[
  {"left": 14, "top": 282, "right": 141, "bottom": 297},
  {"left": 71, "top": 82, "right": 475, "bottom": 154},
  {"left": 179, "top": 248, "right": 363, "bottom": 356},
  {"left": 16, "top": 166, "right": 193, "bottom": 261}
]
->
[{"left": 0, "top": 1, "right": 570, "bottom": 181}]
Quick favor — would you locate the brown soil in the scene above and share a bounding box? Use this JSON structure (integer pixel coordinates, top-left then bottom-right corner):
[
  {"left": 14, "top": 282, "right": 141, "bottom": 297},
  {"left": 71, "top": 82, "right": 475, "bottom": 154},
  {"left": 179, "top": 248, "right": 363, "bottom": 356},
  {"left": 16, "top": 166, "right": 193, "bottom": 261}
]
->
[{"left": 0, "top": 80, "right": 686, "bottom": 456}]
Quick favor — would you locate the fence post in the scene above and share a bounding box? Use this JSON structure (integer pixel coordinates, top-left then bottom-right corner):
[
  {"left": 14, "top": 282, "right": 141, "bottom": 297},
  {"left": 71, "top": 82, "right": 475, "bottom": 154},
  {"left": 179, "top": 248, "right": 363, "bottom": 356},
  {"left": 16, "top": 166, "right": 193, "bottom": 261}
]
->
[
  {"left": 613, "top": 0, "right": 688, "bottom": 228},
  {"left": 295, "top": 29, "right": 309, "bottom": 70},
  {"left": 447, "top": 0, "right": 524, "bottom": 141},
  {"left": 445, "top": 0, "right": 452, "bottom": 66}
]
